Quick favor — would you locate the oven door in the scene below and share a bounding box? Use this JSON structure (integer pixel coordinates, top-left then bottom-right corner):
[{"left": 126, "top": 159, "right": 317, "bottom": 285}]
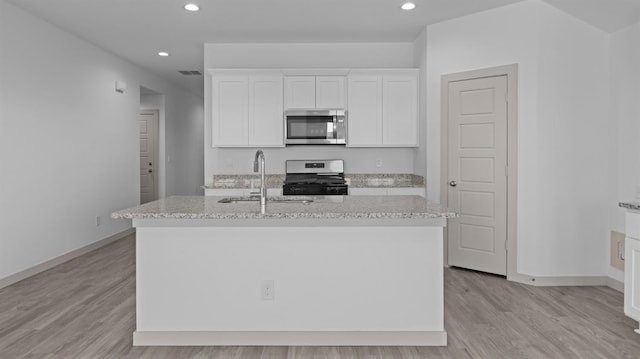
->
[{"left": 285, "top": 110, "right": 338, "bottom": 145}]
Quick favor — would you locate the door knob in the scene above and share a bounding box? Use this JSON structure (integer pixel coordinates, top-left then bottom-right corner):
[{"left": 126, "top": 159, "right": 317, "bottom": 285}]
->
[
  {"left": 449, "top": 180, "right": 457, "bottom": 187},
  {"left": 148, "top": 169, "right": 153, "bottom": 173}
]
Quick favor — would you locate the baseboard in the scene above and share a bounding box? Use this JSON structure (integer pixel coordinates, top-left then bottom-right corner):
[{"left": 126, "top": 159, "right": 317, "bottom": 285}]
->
[
  {"left": 606, "top": 277, "right": 624, "bottom": 293},
  {"left": 511, "top": 275, "right": 607, "bottom": 287},
  {"left": 133, "top": 330, "right": 448, "bottom": 346},
  {"left": 0, "top": 228, "right": 135, "bottom": 289}
]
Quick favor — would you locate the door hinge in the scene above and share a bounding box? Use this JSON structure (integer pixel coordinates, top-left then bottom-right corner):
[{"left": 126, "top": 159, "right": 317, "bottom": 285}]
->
[
  {"left": 505, "top": 165, "right": 509, "bottom": 177},
  {"left": 505, "top": 240, "right": 508, "bottom": 252}
]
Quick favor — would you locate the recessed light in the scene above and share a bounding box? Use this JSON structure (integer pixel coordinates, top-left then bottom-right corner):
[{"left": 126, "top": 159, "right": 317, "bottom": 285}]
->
[
  {"left": 401, "top": 2, "right": 416, "bottom": 10},
  {"left": 158, "top": 52, "right": 169, "bottom": 57},
  {"left": 184, "top": 3, "right": 199, "bottom": 11}
]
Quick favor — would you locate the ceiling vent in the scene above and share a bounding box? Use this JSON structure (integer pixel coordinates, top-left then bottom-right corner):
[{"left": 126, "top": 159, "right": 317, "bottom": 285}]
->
[{"left": 178, "top": 70, "right": 202, "bottom": 75}]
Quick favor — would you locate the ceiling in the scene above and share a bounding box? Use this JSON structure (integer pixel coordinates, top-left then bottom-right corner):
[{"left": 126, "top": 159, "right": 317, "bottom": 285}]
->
[{"left": 7, "top": 0, "right": 640, "bottom": 97}]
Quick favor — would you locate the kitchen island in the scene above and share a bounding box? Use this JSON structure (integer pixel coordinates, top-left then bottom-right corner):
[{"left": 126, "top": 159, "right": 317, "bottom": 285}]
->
[{"left": 113, "top": 195, "right": 456, "bottom": 346}]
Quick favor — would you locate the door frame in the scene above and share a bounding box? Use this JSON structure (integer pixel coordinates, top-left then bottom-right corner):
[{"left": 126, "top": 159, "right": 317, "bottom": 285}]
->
[
  {"left": 440, "top": 64, "right": 524, "bottom": 283},
  {"left": 140, "top": 109, "right": 159, "bottom": 204}
]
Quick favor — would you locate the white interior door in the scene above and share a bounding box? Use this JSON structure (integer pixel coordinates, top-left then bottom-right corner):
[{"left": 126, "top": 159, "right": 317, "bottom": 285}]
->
[
  {"left": 447, "top": 76, "right": 508, "bottom": 276},
  {"left": 140, "top": 110, "right": 158, "bottom": 204}
]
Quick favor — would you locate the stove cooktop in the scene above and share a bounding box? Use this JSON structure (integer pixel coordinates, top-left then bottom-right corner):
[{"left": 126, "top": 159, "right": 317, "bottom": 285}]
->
[{"left": 283, "top": 160, "right": 348, "bottom": 196}]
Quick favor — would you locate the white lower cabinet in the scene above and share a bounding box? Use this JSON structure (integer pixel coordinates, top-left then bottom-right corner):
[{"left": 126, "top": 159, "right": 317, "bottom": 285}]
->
[
  {"left": 625, "top": 211, "right": 640, "bottom": 334},
  {"left": 205, "top": 188, "right": 282, "bottom": 197},
  {"left": 386, "top": 187, "right": 425, "bottom": 197},
  {"left": 349, "top": 187, "right": 425, "bottom": 197}
]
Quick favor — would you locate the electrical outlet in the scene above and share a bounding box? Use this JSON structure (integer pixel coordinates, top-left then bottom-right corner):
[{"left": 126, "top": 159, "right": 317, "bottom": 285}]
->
[
  {"left": 95, "top": 215, "right": 101, "bottom": 227},
  {"left": 375, "top": 159, "right": 383, "bottom": 168},
  {"left": 261, "top": 280, "right": 274, "bottom": 300}
]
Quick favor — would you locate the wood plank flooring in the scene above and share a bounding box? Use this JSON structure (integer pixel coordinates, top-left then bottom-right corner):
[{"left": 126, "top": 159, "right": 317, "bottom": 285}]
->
[{"left": 1, "top": 234, "right": 639, "bottom": 358}]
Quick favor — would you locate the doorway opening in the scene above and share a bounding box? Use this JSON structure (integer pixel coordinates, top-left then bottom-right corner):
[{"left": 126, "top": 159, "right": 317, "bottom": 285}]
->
[{"left": 139, "top": 86, "right": 164, "bottom": 204}]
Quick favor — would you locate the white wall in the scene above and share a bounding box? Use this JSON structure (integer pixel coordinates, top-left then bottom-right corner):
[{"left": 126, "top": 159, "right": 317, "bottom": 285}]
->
[
  {"left": 427, "top": 0, "right": 611, "bottom": 277},
  {"left": 608, "top": 23, "right": 640, "bottom": 282},
  {"left": 413, "top": 28, "right": 428, "bottom": 181},
  {"left": 162, "top": 92, "right": 204, "bottom": 196},
  {"left": 203, "top": 43, "right": 418, "bottom": 182},
  {"left": 534, "top": 2, "right": 610, "bottom": 278},
  {"left": 0, "top": 0, "right": 203, "bottom": 282}
]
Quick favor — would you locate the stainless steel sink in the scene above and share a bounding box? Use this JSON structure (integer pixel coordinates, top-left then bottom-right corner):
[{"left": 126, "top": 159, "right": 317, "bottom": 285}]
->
[{"left": 218, "top": 196, "right": 313, "bottom": 204}]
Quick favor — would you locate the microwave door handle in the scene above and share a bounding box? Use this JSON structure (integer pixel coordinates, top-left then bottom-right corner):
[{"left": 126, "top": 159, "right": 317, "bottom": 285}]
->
[{"left": 333, "top": 120, "right": 338, "bottom": 139}]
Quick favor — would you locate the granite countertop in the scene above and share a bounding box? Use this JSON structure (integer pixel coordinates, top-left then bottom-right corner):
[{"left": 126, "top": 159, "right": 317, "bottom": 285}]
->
[
  {"left": 112, "top": 195, "right": 456, "bottom": 220},
  {"left": 620, "top": 202, "right": 640, "bottom": 211},
  {"left": 205, "top": 174, "right": 425, "bottom": 189}
]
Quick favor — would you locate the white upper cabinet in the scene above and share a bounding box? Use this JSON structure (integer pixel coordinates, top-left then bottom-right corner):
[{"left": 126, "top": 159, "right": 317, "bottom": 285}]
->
[
  {"left": 347, "top": 70, "right": 418, "bottom": 147},
  {"left": 211, "top": 71, "right": 284, "bottom": 147},
  {"left": 347, "top": 75, "right": 382, "bottom": 146},
  {"left": 212, "top": 75, "right": 249, "bottom": 146},
  {"left": 284, "top": 76, "right": 316, "bottom": 109},
  {"left": 210, "top": 69, "right": 416, "bottom": 148},
  {"left": 284, "top": 76, "right": 345, "bottom": 109},
  {"left": 249, "top": 75, "right": 284, "bottom": 146},
  {"left": 316, "top": 76, "right": 346, "bottom": 109},
  {"left": 382, "top": 74, "right": 418, "bottom": 146}
]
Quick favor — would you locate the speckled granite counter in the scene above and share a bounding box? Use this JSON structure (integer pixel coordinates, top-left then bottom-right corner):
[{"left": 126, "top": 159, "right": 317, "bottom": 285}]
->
[
  {"left": 205, "top": 175, "right": 285, "bottom": 189},
  {"left": 112, "top": 195, "right": 456, "bottom": 220},
  {"left": 620, "top": 202, "right": 640, "bottom": 211},
  {"left": 205, "top": 173, "right": 425, "bottom": 189}
]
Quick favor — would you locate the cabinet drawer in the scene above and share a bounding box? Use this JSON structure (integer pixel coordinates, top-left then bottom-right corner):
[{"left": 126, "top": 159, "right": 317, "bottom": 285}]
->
[
  {"left": 626, "top": 212, "right": 640, "bottom": 240},
  {"left": 349, "top": 188, "right": 387, "bottom": 196},
  {"left": 386, "top": 187, "right": 425, "bottom": 197}
]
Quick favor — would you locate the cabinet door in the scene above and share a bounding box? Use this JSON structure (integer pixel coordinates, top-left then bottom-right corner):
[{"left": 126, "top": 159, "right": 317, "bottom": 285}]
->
[
  {"left": 382, "top": 75, "right": 418, "bottom": 146},
  {"left": 625, "top": 235, "right": 640, "bottom": 322},
  {"left": 349, "top": 188, "right": 387, "bottom": 196},
  {"left": 387, "top": 187, "right": 425, "bottom": 197},
  {"left": 347, "top": 75, "right": 382, "bottom": 146},
  {"left": 212, "top": 76, "right": 249, "bottom": 146},
  {"left": 626, "top": 212, "right": 640, "bottom": 324},
  {"left": 284, "top": 76, "right": 316, "bottom": 109},
  {"left": 316, "top": 76, "right": 345, "bottom": 109},
  {"left": 249, "top": 75, "right": 284, "bottom": 146}
]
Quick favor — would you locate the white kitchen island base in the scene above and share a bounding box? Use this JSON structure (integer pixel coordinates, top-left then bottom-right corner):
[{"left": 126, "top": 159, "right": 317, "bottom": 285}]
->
[{"left": 133, "top": 219, "right": 446, "bottom": 346}]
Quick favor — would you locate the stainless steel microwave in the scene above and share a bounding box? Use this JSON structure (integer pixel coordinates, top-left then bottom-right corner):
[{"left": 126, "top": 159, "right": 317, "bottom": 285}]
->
[{"left": 284, "top": 109, "right": 346, "bottom": 145}]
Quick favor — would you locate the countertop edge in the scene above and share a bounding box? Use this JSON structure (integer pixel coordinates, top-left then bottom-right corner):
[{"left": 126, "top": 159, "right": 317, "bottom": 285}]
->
[
  {"left": 112, "top": 212, "right": 458, "bottom": 220},
  {"left": 619, "top": 202, "right": 640, "bottom": 211},
  {"left": 112, "top": 195, "right": 457, "bottom": 221}
]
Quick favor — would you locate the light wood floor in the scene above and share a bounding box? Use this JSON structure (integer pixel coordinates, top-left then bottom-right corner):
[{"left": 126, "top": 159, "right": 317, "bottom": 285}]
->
[{"left": 1, "top": 234, "right": 639, "bottom": 358}]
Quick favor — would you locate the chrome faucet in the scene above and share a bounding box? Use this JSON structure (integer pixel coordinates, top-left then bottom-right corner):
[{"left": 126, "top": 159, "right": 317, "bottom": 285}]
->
[{"left": 252, "top": 150, "right": 267, "bottom": 214}]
